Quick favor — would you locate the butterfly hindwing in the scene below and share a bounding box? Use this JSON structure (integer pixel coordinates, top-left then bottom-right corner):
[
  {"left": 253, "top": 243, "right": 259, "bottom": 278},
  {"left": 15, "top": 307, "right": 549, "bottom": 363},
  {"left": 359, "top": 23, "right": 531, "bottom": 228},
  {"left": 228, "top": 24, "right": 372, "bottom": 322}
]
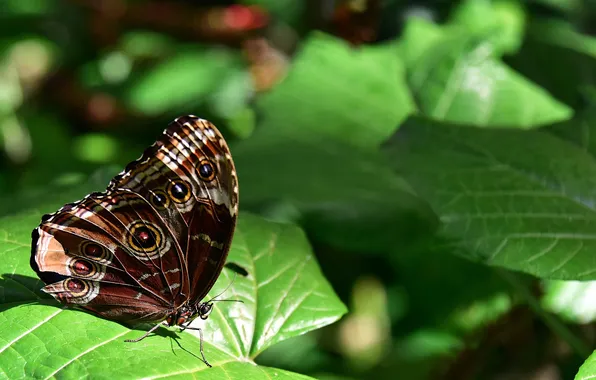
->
[{"left": 31, "top": 190, "right": 187, "bottom": 322}]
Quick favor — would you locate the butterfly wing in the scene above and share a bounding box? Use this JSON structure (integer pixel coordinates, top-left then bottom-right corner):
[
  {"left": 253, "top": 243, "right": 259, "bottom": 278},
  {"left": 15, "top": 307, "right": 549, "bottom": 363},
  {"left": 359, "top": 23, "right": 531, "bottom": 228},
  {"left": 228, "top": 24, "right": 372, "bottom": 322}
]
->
[
  {"left": 167, "top": 116, "right": 238, "bottom": 305},
  {"left": 111, "top": 116, "right": 238, "bottom": 306},
  {"left": 31, "top": 116, "right": 238, "bottom": 323},
  {"left": 31, "top": 191, "right": 182, "bottom": 323}
]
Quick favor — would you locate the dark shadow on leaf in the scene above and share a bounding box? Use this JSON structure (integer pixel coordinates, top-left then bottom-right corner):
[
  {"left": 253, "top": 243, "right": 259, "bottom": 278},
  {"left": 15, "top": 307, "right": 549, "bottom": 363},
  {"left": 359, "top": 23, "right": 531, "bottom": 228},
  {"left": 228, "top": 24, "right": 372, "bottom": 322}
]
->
[
  {"left": 124, "top": 322, "right": 180, "bottom": 340},
  {"left": 2, "top": 275, "right": 216, "bottom": 366},
  {"left": 224, "top": 262, "right": 249, "bottom": 277},
  {"left": 0, "top": 273, "right": 53, "bottom": 310},
  {"left": 169, "top": 333, "right": 210, "bottom": 363},
  {"left": 0, "top": 274, "right": 179, "bottom": 340},
  {"left": 125, "top": 323, "right": 211, "bottom": 364}
]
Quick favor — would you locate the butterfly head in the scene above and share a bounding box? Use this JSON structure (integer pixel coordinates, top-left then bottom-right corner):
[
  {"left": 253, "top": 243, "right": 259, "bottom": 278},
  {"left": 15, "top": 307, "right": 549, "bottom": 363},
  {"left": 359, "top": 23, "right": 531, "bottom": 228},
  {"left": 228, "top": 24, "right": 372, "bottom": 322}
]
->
[
  {"left": 196, "top": 302, "right": 214, "bottom": 320},
  {"left": 168, "top": 302, "right": 214, "bottom": 327}
]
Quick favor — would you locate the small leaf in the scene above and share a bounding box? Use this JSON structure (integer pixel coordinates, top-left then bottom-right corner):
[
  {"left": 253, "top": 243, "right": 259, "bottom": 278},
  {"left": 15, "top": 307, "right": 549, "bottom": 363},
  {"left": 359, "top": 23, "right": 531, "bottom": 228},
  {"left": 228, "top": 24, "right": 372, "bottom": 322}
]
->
[
  {"left": 542, "top": 280, "right": 596, "bottom": 324},
  {"left": 576, "top": 352, "right": 596, "bottom": 380},
  {"left": 190, "top": 214, "right": 347, "bottom": 359},
  {"left": 449, "top": 0, "right": 526, "bottom": 54},
  {"left": 256, "top": 32, "right": 414, "bottom": 148},
  {"left": 399, "top": 18, "right": 572, "bottom": 127},
  {"left": 126, "top": 48, "right": 243, "bottom": 115}
]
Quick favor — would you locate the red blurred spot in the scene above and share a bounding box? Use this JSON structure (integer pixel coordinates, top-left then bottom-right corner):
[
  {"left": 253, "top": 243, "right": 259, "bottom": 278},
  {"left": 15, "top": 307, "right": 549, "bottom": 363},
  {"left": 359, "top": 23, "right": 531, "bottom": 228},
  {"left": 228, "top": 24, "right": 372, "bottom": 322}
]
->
[
  {"left": 223, "top": 5, "right": 268, "bottom": 30},
  {"left": 88, "top": 93, "right": 116, "bottom": 123}
]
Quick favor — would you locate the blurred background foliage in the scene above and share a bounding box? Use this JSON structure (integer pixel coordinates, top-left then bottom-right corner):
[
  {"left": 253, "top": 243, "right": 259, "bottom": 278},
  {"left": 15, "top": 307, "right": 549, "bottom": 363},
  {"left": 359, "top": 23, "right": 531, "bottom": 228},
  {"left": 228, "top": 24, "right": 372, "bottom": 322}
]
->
[{"left": 5, "top": 0, "right": 596, "bottom": 379}]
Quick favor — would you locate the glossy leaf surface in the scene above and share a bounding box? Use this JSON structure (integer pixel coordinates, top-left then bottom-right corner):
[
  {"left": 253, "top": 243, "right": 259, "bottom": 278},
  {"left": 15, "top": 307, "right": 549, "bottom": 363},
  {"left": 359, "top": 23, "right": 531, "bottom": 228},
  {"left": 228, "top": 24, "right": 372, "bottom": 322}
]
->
[{"left": 0, "top": 177, "right": 346, "bottom": 379}]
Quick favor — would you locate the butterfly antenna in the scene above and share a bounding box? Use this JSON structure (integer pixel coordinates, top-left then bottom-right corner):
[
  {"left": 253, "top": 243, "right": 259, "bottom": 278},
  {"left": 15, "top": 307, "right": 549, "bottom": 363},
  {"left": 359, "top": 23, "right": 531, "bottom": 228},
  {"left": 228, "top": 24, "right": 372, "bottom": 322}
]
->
[
  {"left": 210, "top": 299, "right": 244, "bottom": 304},
  {"left": 207, "top": 272, "right": 238, "bottom": 302}
]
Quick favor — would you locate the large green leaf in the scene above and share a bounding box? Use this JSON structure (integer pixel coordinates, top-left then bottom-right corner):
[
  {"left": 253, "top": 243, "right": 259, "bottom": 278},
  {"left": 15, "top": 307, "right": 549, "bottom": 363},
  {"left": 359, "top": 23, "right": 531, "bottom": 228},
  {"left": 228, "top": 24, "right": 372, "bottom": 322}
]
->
[
  {"left": 232, "top": 129, "right": 437, "bottom": 254},
  {"left": 386, "top": 117, "right": 596, "bottom": 280},
  {"left": 0, "top": 178, "right": 346, "bottom": 379},
  {"left": 399, "top": 18, "right": 572, "bottom": 127},
  {"left": 255, "top": 32, "right": 414, "bottom": 149}
]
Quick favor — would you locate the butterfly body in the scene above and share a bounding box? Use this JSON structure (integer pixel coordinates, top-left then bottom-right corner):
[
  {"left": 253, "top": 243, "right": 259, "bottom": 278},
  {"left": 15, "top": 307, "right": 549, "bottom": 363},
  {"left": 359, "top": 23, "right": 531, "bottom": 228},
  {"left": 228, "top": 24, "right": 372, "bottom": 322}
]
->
[{"left": 30, "top": 116, "right": 238, "bottom": 358}]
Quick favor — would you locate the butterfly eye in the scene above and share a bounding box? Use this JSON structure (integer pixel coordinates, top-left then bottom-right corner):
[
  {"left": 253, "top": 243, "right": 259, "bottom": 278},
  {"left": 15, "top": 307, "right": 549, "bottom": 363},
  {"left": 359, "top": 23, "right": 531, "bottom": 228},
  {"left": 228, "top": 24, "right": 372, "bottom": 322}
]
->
[
  {"left": 167, "top": 180, "right": 192, "bottom": 203},
  {"left": 80, "top": 241, "right": 112, "bottom": 263},
  {"left": 70, "top": 259, "right": 97, "bottom": 277},
  {"left": 64, "top": 278, "right": 90, "bottom": 297},
  {"left": 198, "top": 302, "right": 213, "bottom": 320},
  {"left": 128, "top": 222, "right": 162, "bottom": 253},
  {"left": 198, "top": 160, "right": 216, "bottom": 182},
  {"left": 149, "top": 190, "right": 169, "bottom": 209}
]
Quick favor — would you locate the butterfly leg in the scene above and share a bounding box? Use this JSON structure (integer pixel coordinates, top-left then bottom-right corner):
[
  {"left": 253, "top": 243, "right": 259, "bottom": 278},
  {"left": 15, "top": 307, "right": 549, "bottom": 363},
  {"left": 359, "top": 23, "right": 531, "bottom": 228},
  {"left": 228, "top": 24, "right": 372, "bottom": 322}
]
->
[
  {"left": 125, "top": 321, "right": 167, "bottom": 343},
  {"left": 179, "top": 323, "right": 212, "bottom": 368}
]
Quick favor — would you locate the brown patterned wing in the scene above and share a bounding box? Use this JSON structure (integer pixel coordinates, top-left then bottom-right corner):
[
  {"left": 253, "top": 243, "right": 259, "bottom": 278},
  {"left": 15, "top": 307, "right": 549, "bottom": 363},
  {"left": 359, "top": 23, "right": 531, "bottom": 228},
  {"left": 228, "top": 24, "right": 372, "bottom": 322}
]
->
[
  {"left": 30, "top": 115, "right": 238, "bottom": 323},
  {"left": 30, "top": 191, "right": 183, "bottom": 323},
  {"left": 108, "top": 115, "right": 239, "bottom": 306}
]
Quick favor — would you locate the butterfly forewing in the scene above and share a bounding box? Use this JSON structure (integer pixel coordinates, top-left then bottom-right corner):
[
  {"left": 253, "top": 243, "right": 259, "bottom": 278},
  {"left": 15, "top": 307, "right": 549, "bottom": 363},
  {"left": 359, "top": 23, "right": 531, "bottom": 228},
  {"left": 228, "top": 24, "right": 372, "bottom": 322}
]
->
[
  {"left": 164, "top": 117, "right": 239, "bottom": 303},
  {"left": 31, "top": 115, "right": 238, "bottom": 325}
]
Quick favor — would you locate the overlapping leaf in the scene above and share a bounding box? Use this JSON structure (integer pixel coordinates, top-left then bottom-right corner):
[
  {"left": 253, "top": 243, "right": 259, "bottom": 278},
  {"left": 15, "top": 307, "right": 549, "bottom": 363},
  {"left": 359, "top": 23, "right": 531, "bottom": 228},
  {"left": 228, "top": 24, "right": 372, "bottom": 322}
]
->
[
  {"left": 232, "top": 129, "right": 437, "bottom": 254},
  {"left": 255, "top": 32, "right": 414, "bottom": 149},
  {"left": 386, "top": 117, "right": 596, "bottom": 280},
  {"left": 399, "top": 18, "right": 573, "bottom": 127}
]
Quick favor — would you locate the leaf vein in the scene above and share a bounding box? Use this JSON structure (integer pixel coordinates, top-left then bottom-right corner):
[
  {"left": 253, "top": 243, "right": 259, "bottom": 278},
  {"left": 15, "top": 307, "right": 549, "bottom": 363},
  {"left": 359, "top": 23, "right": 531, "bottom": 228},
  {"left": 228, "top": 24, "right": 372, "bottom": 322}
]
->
[
  {"left": 0, "top": 307, "right": 64, "bottom": 355},
  {"left": 44, "top": 329, "right": 129, "bottom": 379}
]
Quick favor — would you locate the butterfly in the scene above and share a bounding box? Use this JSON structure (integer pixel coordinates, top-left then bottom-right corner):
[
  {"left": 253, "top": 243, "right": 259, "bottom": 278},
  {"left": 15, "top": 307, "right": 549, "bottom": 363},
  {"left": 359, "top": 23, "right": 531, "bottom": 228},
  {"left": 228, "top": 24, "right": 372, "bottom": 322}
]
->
[{"left": 30, "top": 115, "right": 238, "bottom": 367}]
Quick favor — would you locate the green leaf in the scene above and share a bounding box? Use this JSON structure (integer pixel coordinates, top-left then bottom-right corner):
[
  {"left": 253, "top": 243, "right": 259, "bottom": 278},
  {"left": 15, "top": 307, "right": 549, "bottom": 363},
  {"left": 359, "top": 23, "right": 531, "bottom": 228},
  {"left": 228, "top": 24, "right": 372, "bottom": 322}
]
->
[
  {"left": 530, "top": 0, "right": 580, "bottom": 13},
  {"left": 0, "top": 167, "right": 117, "bottom": 217},
  {"left": 399, "top": 18, "right": 572, "bottom": 128},
  {"left": 233, "top": 129, "right": 437, "bottom": 253},
  {"left": 528, "top": 19, "right": 596, "bottom": 57},
  {"left": 73, "top": 133, "right": 120, "bottom": 164},
  {"left": 507, "top": 18, "right": 596, "bottom": 109},
  {"left": 576, "top": 352, "right": 596, "bottom": 380},
  {"left": 0, "top": 179, "right": 346, "bottom": 378},
  {"left": 392, "top": 245, "right": 511, "bottom": 332},
  {"left": 542, "top": 280, "right": 596, "bottom": 324},
  {"left": 126, "top": 48, "right": 244, "bottom": 116},
  {"left": 255, "top": 32, "right": 414, "bottom": 148},
  {"left": 449, "top": 0, "right": 526, "bottom": 55},
  {"left": 386, "top": 117, "right": 596, "bottom": 280},
  {"left": 119, "top": 31, "right": 176, "bottom": 60},
  {"left": 240, "top": 0, "right": 305, "bottom": 27},
  {"left": 546, "top": 107, "right": 596, "bottom": 159}
]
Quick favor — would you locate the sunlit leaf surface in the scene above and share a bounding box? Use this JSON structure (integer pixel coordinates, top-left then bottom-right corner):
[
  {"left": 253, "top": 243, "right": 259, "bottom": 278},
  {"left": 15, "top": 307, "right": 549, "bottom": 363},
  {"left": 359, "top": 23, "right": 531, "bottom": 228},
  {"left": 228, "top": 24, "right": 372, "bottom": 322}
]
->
[{"left": 0, "top": 177, "right": 346, "bottom": 379}]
